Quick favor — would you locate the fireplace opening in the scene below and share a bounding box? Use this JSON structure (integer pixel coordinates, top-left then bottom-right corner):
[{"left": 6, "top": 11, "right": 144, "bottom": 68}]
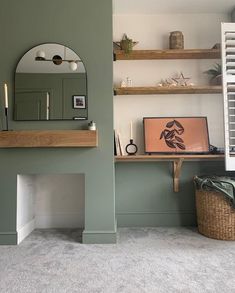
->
[{"left": 17, "top": 174, "right": 85, "bottom": 244}]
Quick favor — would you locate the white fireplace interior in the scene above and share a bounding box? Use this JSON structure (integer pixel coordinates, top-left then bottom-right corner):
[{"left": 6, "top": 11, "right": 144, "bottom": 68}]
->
[{"left": 17, "top": 174, "right": 85, "bottom": 244}]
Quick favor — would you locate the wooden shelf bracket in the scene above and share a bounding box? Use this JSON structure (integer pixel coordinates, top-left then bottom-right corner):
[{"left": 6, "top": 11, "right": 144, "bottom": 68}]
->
[{"left": 173, "top": 158, "right": 184, "bottom": 192}]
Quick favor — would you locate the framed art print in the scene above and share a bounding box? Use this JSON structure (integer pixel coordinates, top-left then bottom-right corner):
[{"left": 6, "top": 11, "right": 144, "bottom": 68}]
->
[
  {"left": 143, "top": 117, "right": 210, "bottom": 154},
  {"left": 73, "top": 95, "right": 86, "bottom": 109}
]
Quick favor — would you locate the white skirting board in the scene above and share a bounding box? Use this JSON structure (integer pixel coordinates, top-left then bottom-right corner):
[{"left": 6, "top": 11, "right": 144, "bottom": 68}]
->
[{"left": 17, "top": 219, "right": 36, "bottom": 244}]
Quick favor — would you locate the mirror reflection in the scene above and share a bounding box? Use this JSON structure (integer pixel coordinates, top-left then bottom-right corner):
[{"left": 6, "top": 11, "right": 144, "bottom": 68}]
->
[{"left": 14, "top": 43, "right": 87, "bottom": 121}]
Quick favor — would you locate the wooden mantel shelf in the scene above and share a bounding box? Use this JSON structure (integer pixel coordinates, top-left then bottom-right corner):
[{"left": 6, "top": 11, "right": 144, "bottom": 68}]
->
[
  {"left": 0, "top": 130, "right": 98, "bottom": 148},
  {"left": 113, "top": 49, "right": 221, "bottom": 61},
  {"left": 114, "top": 86, "right": 222, "bottom": 95},
  {"left": 115, "top": 154, "right": 224, "bottom": 192}
]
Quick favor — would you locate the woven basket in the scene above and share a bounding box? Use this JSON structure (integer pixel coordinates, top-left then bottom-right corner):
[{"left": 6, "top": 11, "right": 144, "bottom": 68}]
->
[{"left": 195, "top": 189, "right": 235, "bottom": 240}]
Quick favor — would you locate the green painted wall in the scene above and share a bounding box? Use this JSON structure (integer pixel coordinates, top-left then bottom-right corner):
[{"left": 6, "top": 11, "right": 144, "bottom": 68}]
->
[
  {"left": 0, "top": 0, "right": 115, "bottom": 244},
  {"left": 115, "top": 161, "right": 226, "bottom": 226}
]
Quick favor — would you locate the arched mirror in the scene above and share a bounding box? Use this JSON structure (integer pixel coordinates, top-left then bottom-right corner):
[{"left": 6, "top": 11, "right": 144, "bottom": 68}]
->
[{"left": 14, "top": 43, "right": 87, "bottom": 121}]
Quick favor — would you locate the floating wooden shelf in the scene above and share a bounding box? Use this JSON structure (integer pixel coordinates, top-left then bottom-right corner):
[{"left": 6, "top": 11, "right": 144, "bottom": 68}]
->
[
  {"left": 114, "top": 49, "right": 221, "bottom": 61},
  {"left": 115, "top": 154, "right": 224, "bottom": 162},
  {"left": 0, "top": 130, "right": 98, "bottom": 148},
  {"left": 114, "top": 86, "right": 222, "bottom": 95},
  {"left": 115, "top": 154, "right": 224, "bottom": 192}
]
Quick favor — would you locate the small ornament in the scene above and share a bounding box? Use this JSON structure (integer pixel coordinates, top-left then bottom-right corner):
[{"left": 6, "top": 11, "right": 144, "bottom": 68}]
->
[
  {"left": 113, "top": 34, "right": 138, "bottom": 54},
  {"left": 88, "top": 121, "right": 96, "bottom": 131},
  {"left": 172, "top": 72, "right": 191, "bottom": 86},
  {"left": 158, "top": 78, "right": 178, "bottom": 87},
  {"left": 158, "top": 79, "right": 165, "bottom": 87},
  {"left": 125, "top": 139, "right": 138, "bottom": 155},
  {"left": 169, "top": 31, "right": 184, "bottom": 49},
  {"left": 157, "top": 73, "right": 192, "bottom": 88},
  {"left": 126, "top": 77, "right": 132, "bottom": 87},
  {"left": 160, "top": 79, "right": 171, "bottom": 87},
  {"left": 120, "top": 80, "right": 126, "bottom": 87}
]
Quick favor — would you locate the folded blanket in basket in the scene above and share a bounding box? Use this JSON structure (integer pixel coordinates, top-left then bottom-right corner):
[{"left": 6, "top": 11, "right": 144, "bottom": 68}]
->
[{"left": 194, "top": 175, "right": 235, "bottom": 208}]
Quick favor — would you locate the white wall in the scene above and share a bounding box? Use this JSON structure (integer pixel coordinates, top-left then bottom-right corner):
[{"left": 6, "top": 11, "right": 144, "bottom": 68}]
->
[
  {"left": 17, "top": 175, "right": 36, "bottom": 244},
  {"left": 17, "top": 175, "right": 36, "bottom": 231},
  {"left": 34, "top": 174, "right": 85, "bottom": 228},
  {"left": 113, "top": 13, "right": 230, "bottom": 153}
]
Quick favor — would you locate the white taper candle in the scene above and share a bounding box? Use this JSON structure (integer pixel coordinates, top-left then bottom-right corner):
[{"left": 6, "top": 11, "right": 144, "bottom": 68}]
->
[
  {"left": 130, "top": 121, "right": 133, "bottom": 139},
  {"left": 4, "top": 83, "right": 8, "bottom": 108}
]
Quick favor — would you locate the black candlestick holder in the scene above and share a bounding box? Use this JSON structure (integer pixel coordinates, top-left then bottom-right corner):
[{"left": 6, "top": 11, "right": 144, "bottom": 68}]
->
[
  {"left": 125, "top": 139, "right": 138, "bottom": 155},
  {"left": 3, "top": 108, "right": 9, "bottom": 131}
]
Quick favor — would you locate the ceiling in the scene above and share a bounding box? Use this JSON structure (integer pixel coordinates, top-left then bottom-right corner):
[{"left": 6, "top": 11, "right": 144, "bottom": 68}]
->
[{"left": 113, "top": 0, "right": 235, "bottom": 14}]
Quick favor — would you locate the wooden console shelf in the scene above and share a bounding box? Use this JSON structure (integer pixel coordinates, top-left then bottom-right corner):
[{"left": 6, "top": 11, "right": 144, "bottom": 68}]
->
[
  {"left": 114, "top": 86, "right": 222, "bottom": 95},
  {"left": 0, "top": 130, "right": 98, "bottom": 148},
  {"left": 114, "top": 49, "right": 221, "bottom": 61},
  {"left": 115, "top": 154, "right": 224, "bottom": 162},
  {"left": 115, "top": 154, "right": 224, "bottom": 192}
]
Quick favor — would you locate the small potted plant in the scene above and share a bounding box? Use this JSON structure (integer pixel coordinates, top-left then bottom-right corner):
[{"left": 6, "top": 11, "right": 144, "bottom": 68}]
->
[
  {"left": 114, "top": 34, "right": 138, "bottom": 54},
  {"left": 204, "top": 63, "right": 222, "bottom": 85}
]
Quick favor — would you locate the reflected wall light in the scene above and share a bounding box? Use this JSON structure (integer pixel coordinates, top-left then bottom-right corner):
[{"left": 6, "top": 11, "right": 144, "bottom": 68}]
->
[{"left": 35, "top": 49, "right": 80, "bottom": 71}]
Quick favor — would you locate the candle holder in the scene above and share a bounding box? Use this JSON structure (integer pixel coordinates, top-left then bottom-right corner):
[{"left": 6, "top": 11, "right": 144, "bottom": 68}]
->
[
  {"left": 125, "top": 139, "right": 138, "bottom": 155},
  {"left": 3, "top": 108, "right": 9, "bottom": 131}
]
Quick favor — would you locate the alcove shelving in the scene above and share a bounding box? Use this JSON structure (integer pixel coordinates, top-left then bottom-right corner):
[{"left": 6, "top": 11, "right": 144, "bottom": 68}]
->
[
  {"left": 114, "top": 47, "right": 223, "bottom": 191},
  {"left": 115, "top": 154, "right": 224, "bottom": 192},
  {"left": 113, "top": 48, "right": 221, "bottom": 95},
  {"left": 0, "top": 130, "right": 98, "bottom": 148}
]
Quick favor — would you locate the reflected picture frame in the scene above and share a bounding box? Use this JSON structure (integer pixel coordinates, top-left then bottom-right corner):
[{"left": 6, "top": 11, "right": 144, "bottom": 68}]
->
[
  {"left": 143, "top": 117, "right": 210, "bottom": 154},
  {"left": 73, "top": 95, "right": 86, "bottom": 109}
]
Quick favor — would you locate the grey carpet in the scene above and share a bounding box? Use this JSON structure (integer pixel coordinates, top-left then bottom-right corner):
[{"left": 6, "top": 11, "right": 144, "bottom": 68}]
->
[{"left": 0, "top": 227, "right": 235, "bottom": 293}]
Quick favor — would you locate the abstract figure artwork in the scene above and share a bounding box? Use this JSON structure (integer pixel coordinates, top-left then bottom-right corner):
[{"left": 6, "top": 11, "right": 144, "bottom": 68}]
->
[
  {"left": 143, "top": 117, "right": 210, "bottom": 154},
  {"left": 160, "top": 119, "right": 186, "bottom": 150}
]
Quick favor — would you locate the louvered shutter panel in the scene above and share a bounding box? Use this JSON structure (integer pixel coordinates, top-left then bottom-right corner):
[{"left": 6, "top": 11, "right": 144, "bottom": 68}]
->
[{"left": 222, "top": 23, "right": 235, "bottom": 170}]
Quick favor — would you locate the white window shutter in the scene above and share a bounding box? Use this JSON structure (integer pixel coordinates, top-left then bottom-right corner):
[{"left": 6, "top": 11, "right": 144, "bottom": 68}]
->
[{"left": 222, "top": 23, "right": 235, "bottom": 170}]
